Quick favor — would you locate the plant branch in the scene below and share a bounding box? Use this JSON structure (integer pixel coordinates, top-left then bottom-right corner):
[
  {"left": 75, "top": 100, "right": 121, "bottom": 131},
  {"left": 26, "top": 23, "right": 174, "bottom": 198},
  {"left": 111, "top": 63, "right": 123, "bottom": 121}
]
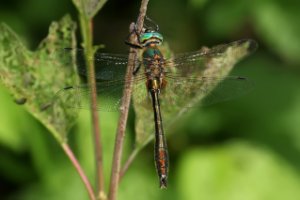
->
[
  {"left": 62, "top": 143, "right": 96, "bottom": 200},
  {"left": 108, "top": 0, "right": 149, "bottom": 199},
  {"left": 79, "top": 15, "right": 105, "bottom": 199},
  {"left": 119, "top": 148, "right": 140, "bottom": 181}
]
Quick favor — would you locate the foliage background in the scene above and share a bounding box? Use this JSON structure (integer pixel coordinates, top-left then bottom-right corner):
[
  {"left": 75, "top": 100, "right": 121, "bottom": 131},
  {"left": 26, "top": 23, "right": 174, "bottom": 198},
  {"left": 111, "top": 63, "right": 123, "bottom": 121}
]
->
[{"left": 1, "top": 0, "right": 300, "bottom": 200}]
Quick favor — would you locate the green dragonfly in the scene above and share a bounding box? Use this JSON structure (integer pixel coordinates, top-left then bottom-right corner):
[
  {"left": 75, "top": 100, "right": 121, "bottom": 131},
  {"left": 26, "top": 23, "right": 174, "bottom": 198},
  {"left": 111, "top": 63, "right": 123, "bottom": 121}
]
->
[{"left": 55, "top": 23, "right": 257, "bottom": 188}]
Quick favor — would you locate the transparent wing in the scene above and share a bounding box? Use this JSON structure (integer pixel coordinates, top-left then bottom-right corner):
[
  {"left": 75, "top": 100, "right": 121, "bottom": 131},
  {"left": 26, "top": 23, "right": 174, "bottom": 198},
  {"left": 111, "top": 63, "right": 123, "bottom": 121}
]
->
[
  {"left": 54, "top": 76, "right": 252, "bottom": 112},
  {"left": 53, "top": 48, "right": 150, "bottom": 111},
  {"left": 54, "top": 39, "right": 257, "bottom": 112},
  {"left": 157, "top": 39, "right": 257, "bottom": 112},
  {"left": 133, "top": 76, "right": 253, "bottom": 145},
  {"left": 159, "top": 76, "right": 253, "bottom": 112},
  {"left": 54, "top": 82, "right": 124, "bottom": 112},
  {"left": 133, "top": 39, "right": 256, "bottom": 146},
  {"left": 54, "top": 74, "right": 150, "bottom": 112},
  {"left": 57, "top": 39, "right": 257, "bottom": 81},
  {"left": 163, "top": 39, "right": 257, "bottom": 77},
  {"left": 58, "top": 48, "right": 135, "bottom": 80}
]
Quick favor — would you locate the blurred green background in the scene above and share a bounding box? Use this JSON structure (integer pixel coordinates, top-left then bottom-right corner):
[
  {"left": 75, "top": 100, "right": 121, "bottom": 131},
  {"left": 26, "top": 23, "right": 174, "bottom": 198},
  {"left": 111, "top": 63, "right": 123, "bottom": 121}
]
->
[{"left": 1, "top": 0, "right": 300, "bottom": 200}]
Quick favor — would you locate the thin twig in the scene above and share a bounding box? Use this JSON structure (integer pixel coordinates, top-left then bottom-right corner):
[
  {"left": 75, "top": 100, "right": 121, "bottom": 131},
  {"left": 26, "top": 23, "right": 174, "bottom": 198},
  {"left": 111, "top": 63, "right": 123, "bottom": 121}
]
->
[
  {"left": 79, "top": 16, "right": 105, "bottom": 199},
  {"left": 108, "top": 1, "right": 149, "bottom": 200},
  {"left": 62, "top": 143, "right": 96, "bottom": 200},
  {"left": 119, "top": 148, "right": 140, "bottom": 181}
]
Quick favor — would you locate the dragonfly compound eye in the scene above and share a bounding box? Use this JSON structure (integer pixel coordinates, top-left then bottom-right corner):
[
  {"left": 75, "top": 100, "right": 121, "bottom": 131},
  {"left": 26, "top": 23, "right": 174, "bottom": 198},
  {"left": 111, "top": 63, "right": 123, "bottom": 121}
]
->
[{"left": 139, "top": 32, "right": 163, "bottom": 47}]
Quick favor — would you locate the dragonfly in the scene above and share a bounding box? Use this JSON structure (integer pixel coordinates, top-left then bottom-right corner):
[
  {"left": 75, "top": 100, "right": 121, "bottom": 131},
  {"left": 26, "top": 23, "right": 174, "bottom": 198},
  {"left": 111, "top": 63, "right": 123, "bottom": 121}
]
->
[{"left": 55, "top": 22, "right": 257, "bottom": 188}]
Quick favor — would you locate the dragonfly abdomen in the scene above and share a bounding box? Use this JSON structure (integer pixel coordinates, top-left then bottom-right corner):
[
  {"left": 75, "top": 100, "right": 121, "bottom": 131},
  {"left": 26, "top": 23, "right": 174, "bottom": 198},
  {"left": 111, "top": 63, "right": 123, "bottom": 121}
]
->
[
  {"left": 155, "top": 136, "right": 169, "bottom": 189},
  {"left": 150, "top": 87, "right": 169, "bottom": 189}
]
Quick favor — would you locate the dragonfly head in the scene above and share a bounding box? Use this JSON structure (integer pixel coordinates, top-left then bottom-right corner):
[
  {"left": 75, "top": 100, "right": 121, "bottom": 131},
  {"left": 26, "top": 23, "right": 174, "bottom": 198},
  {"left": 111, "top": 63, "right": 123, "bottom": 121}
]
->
[{"left": 139, "top": 30, "right": 163, "bottom": 47}]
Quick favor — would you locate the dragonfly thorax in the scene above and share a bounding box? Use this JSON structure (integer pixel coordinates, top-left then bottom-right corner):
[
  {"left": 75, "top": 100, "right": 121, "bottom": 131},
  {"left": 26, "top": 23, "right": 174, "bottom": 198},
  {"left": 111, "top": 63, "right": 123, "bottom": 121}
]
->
[{"left": 143, "top": 46, "right": 166, "bottom": 91}]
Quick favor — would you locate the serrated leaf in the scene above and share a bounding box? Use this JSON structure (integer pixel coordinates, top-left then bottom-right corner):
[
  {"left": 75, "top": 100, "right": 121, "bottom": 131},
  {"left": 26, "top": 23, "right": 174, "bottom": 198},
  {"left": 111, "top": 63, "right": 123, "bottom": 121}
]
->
[
  {"left": 0, "top": 15, "right": 78, "bottom": 142},
  {"left": 72, "top": 0, "right": 107, "bottom": 18},
  {"left": 133, "top": 39, "right": 256, "bottom": 148}
]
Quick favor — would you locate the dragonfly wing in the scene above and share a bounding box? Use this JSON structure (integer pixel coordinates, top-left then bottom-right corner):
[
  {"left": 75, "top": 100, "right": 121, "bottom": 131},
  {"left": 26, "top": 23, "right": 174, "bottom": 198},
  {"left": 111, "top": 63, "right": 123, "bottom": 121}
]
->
[
  {"left": 133, "top": 40, "right": 257, "bottom": 147},
  {"left": 164, "top": 39, "right": 257, "bottom": 77},
  {"left": 201, "top": 76, "right": 253, "bottom": 106},
  {"left": 161, "top": 76, "right": 253, "bottom": 109},
  {"left": 54, "top": 74, "right": 149, "bottom": 112},
  {"left": 158, "top": 39, "right": 256, "bottom": 111},
  {"left": 92, "top": 52, "right": 134, "bottom": 80},
  {"left": 157, "top": 39, "right": 257, "bottom": 117},
  {"left": 54, "top": 81, "right": 126, "bottom": 112},
  {"left": 57, "top": 48, "right": 137, "bottom": 80}
]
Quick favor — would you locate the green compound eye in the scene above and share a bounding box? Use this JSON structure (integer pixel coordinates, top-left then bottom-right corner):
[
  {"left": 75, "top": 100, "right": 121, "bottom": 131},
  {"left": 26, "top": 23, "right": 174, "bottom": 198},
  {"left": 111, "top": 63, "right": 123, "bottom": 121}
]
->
[{"left": 139, "top": 32, "right": 163, "bottom": 46}]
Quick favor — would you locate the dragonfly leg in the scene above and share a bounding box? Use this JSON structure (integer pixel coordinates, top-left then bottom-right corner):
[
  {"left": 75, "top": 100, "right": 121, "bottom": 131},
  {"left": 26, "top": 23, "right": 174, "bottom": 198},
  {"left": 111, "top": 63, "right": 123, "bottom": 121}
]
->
[
  {"left": 124, "top": 40, "right": 143, "bottom": 49},
  {"left": 133, "top": 62, "right": 142, "bottom": 75}
]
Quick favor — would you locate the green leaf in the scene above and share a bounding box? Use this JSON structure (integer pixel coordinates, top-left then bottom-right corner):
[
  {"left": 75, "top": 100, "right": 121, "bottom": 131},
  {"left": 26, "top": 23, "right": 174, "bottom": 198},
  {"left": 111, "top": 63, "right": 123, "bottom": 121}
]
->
[
  {"left": 204, "top": 0, "right": 251, "bottom": 38},
  {"left": 177, "top": 141, "right": 300, "bottom": 200},
  {"left": 189, "top": 0, "right": 208, "bottom": 9},
  {"left": 252, "top": 2, "right": 300, "bottom": 64},
  {"left": 0, "top": 15, "right": 78, "bottom": 142},
  {"left": 133, "top": 39, "right": 257, "bottom": 148},
  {"left": 72, "top": 0, "right": 107, "bottom": 18},
  {"left": 203, "top": 0, "right": 300, "bottom": 64},
  {"left": 0, "top": 85, "right": 31, "bottom": 151}
]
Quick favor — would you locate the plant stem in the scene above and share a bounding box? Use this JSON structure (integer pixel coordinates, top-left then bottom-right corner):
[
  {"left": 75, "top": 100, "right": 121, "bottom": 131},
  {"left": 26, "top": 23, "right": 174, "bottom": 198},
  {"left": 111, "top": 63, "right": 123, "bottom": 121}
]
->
[
  {"left": 62, "top": 143, "right": 96, "bottom": 200},
  {"left": 108, "top": 1, "right": 149, "bottom": 200},
  {"left": 79, "top": 15, "right": 105, "bottom": 199},
  {"left": 119, "top": 148, "right": 139, "bottom": 181}
]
